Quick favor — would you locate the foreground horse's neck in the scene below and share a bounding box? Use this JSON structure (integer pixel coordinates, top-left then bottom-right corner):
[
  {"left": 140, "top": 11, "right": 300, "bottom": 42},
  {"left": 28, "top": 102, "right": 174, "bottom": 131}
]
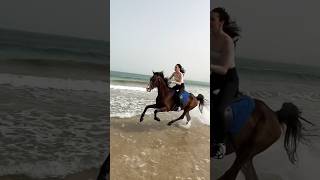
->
[{"left": 157, "top": 78, "right": 170, "bottom": 97}]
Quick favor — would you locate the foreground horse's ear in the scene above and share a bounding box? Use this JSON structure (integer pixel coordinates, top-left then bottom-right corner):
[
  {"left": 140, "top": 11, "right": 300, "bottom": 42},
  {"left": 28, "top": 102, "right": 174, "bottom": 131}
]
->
[{"left": 152, "top": 70, "right": 155, "bottom": 74}]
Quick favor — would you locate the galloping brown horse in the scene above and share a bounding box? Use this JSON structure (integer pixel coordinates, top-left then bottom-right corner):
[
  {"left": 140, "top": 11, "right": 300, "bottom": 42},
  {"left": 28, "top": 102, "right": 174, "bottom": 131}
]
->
[
  {"left": 140, "top": 71, "right": 205, "bottom": 125},
  {"left": 213, "top": 92, "right": 314, "bottom": 180}
]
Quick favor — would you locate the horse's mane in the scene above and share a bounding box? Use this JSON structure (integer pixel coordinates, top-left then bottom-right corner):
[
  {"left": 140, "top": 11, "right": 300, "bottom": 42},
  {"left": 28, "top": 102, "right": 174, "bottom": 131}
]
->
[{"left": 153, "top": 71, "right": 169, "bottom": 87}]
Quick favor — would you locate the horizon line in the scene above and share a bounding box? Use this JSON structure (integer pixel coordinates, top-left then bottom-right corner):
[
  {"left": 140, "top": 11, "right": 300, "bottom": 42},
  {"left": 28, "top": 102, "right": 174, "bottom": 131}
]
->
[{"left": 111, "top": 70, "right": 210, "bottom": 84}]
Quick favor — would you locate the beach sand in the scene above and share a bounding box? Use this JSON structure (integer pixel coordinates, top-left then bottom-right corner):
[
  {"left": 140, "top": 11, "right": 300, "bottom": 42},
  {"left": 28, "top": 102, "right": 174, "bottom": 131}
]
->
[{"left": 110, "top": 113, "right": 210, "bottom": 180}]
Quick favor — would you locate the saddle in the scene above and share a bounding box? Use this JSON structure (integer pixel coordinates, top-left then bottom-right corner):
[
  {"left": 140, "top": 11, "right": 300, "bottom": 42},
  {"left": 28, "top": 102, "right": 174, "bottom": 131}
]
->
[
  {"left": 172, "top": 90, "right": 190, "bottom": 111},
  {"left": 224, "top": 95, "right": 255, "bottom": 134},
  {"left": 213, "top": 90, "right": 255, "bottom": 134}
]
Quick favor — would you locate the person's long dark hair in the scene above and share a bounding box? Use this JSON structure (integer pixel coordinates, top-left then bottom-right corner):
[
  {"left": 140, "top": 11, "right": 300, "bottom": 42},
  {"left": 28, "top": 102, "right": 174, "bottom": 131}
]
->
[
  {"left": 176, "top": 64, "right": 185, "bottom": 74},
  {"left": 212, "top": 7, "right": 241, "bottom": 45}
]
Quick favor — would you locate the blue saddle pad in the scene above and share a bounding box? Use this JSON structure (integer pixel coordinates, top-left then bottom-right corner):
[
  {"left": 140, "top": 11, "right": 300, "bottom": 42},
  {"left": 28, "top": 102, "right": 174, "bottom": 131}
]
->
[
  {"left": 227, "top": 96, "right": 255, "bottom": 134},
  {"left": 179, "top": 91, "right": 190, "bottom": 106}
]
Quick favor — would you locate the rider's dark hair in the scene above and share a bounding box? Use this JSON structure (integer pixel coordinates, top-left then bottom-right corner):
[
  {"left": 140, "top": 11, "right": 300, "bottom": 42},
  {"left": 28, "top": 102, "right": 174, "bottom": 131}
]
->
[
  {"left": 212, "top": 7, "right": 241, "bottom": 46},
  {"left": 176, "top": 64, "right": 185, "bottom": 74}
]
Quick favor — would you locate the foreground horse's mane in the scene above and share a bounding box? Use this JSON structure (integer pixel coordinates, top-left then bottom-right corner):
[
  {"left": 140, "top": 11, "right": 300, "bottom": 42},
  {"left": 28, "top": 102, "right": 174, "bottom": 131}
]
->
[{"left": 153, "top": 71, "right": 169, "bottom": 87}]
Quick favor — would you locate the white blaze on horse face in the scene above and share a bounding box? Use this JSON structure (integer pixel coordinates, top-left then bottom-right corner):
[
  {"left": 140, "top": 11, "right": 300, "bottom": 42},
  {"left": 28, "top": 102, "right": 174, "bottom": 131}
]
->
[{"left": 146, "top": 84, "right": 151, "bottom": 92}]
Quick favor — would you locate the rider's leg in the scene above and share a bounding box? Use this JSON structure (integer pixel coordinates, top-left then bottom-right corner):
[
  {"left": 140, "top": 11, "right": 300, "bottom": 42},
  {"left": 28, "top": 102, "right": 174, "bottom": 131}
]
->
[
  {"left": 177, "top": 83, "right": 185, "bottom": 110},
  {"left": 212, "top": 79, "right": 239, "bottom": 159},
  {"left": 172, "top": 84, "right": 182, "bottom": 110},
  {"left": 217, "top": 82, "right": 238, "bottom": 138}
]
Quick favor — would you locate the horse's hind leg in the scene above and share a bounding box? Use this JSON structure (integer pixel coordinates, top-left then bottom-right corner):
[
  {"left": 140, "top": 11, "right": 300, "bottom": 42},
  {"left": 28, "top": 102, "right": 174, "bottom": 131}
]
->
[
  {"left": 186, "top": 111, "right": 191, "bottom": 125},
  {"left": 239, "top": 121, "right": 281, "bottom": 180},
  {"left": 167, "top": 108, "right": 191, "bottom": 126},
  {"left": 218, "top": 146, "right": 254, "bottom": 180},
  {"left": 241, "top": 159, "right": 258, "bottom": 180},
  {"left": 222, "top": 122, "right": 280, "bottom": 180},
  {"left": 168, "top": 96, "right": 198, "bottom": 126}
]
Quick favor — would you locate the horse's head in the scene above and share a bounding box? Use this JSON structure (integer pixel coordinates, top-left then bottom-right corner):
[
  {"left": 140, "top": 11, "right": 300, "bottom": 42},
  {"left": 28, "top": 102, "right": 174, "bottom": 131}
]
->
[{"left": 146, "top": 71, "right": 168, "bottom": 92}]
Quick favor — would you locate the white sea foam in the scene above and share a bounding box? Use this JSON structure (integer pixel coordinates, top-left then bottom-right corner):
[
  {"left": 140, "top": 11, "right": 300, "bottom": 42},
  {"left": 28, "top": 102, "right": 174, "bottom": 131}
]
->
[{"left": 110, "top": 84, "right": 148, "bottom": 92}]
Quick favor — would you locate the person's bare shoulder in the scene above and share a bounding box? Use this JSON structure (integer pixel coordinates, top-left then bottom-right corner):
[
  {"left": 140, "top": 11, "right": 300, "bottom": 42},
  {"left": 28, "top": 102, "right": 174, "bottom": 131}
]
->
[{"left": 222, "top": 33, "right": 234, "bottom": 48}]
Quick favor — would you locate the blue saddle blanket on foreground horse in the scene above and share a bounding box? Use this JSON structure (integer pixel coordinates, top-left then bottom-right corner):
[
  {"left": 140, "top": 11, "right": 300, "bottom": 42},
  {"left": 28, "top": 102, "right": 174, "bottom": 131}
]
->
[
  {"left": 179, "top": 91, "right": 190, "bottom": 106},
  {"left": 226, "top": 95, "right": 255, "bottom": 134}
]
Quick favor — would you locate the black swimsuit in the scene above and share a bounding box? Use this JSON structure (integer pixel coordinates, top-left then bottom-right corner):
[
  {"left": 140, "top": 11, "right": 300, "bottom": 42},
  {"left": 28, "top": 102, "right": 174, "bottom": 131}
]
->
[
  {"left": 211, "top": 67, "right": 239, "bottom": 143},
  {"left": 172, "top": 83, "right": 185, "bottom": 91}
]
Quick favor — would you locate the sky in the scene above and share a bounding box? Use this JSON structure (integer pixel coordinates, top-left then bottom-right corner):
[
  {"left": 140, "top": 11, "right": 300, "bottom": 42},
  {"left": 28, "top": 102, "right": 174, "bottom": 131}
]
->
[
  {"left": 213, "top": 0, "right": 320, "bottom": 66},
  {"left": 0, "top": 0, "right": 109, "bottom": 41},
  {"left": 110, "top": 0, "right": 210, "bottom": 82}
]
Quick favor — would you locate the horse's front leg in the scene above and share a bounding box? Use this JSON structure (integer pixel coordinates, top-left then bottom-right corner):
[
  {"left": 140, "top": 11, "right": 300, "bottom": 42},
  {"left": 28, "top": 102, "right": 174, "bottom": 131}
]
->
[
  {"left": 140, "top": 104, "right": 158, "bottom": 122},
  {"left": 154, "top": 106, "right": 169, "bottom": 121}
]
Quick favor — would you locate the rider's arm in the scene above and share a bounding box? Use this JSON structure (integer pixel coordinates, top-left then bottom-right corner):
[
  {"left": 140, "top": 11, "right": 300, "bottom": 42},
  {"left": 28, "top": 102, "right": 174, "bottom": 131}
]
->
[
  {"left": 169, "top": 73, "right": 174, "bottom": 80},
  {"left": 172, "top": 72, "right": 182, "bottom": 85},
  {"left": 169, "top": 73, "right": 180, "bottom": 84}
]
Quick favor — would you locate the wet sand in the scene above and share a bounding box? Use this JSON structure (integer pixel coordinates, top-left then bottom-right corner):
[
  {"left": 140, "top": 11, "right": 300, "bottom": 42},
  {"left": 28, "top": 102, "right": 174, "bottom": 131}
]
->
[{"left": 110, "top": 113, "right": 210, "bottom": 180}]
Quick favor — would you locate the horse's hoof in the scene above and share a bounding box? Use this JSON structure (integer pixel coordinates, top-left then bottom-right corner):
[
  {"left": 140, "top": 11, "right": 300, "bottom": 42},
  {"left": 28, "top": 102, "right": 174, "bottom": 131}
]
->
[
  {"left": 186, "top": 121, "right": 189, "bottom": 125},
  {"left": 140, "top": 117, "right": 144, "bottom": 122},
  {"left": 167, "top": 122, "right": 172, "bottom": 126},
  {"left": 154, "top": 118, "right": 160, "bottom": 121}
]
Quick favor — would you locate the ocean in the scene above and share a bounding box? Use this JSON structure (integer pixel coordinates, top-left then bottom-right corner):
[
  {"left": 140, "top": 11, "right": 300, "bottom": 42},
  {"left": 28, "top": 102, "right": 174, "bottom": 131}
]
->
[
  {"left": 0, "top": 28, "right": 108, "bottom": 64},
  {"left": 110, "top": 71, "right": 211, "bottom": 125},
  {"left": 237, "top": 58, "right": 320, "bottom": 121},
  {"left": 0, "top": 28, "right": 109, "bottom": 179}
]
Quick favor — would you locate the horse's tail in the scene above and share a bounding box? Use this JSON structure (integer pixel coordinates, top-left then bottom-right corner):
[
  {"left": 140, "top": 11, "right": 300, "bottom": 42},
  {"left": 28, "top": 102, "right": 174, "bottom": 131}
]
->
[
  {"left": 276, "top": 102, "right": 309, "bottom": 164},
  {"left": 196, "top": 94, "right": 204, "bottom": 113}
]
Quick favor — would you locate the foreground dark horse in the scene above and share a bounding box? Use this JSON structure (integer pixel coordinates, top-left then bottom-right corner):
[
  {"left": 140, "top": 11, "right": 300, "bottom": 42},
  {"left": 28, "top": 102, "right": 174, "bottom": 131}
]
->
[
  {"left": 140, "top": 72, "right": 204, "bottom": 125},
  {"left": 213, "top": 92, "right": 314, "bottom": 180}
]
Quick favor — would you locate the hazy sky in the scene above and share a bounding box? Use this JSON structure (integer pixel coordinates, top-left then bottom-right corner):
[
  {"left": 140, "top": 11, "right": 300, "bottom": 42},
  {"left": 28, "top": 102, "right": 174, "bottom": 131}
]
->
[
  {"left": 0, "top": 0, "right": 109, "bottom": 41},
  {"left": 213, "top": 0, "right": 320, "bottom": 66},
  {"left": 111, "top": 0, "right": 210, "bottom": 82}
]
